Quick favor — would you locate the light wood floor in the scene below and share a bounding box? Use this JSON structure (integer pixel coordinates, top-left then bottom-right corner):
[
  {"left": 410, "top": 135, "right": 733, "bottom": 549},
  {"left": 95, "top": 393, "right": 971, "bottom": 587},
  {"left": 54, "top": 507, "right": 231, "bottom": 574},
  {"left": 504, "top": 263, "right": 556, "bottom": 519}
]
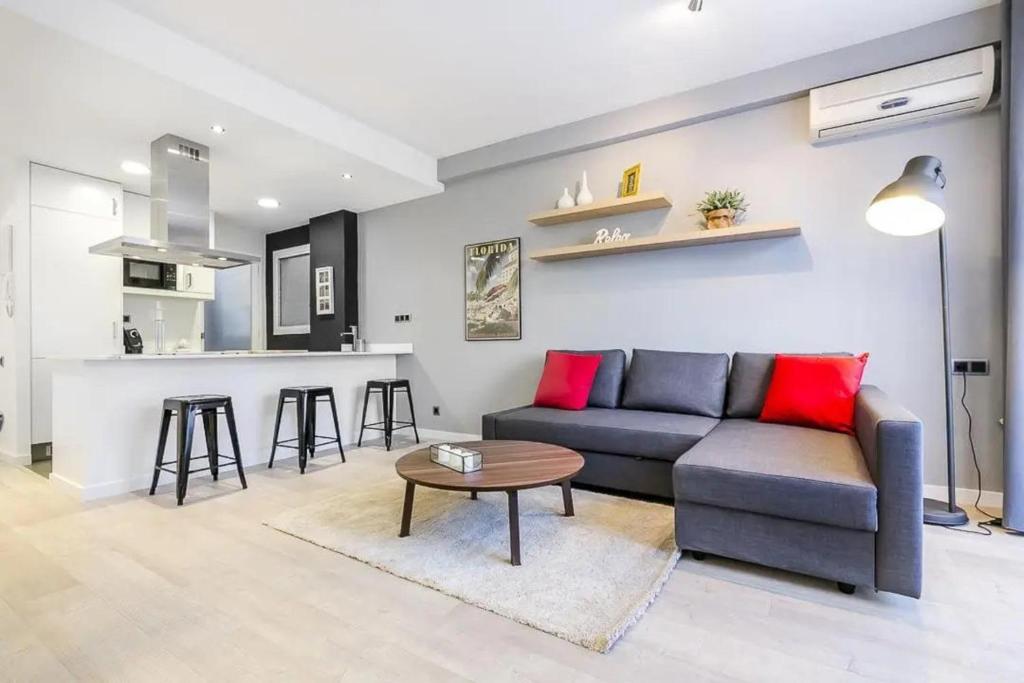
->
[{"left": 1, "top": 440, "right": 1022, "bottom": 682}]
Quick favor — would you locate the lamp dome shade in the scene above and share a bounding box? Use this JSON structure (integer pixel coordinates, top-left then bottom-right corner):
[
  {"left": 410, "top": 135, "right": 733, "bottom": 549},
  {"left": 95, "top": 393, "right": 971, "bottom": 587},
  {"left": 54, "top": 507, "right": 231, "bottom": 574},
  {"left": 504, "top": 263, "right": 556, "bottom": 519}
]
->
[{"left": 866, "top": 156, "right": 946, "bottom": 236}]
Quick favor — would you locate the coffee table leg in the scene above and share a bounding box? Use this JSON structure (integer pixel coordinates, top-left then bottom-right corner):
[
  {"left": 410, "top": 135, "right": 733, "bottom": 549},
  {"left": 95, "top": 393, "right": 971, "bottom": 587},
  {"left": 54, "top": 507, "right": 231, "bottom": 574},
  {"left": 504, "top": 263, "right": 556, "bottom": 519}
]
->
[
  {"left": 561, "top": 480, "right": 575, "bottom": 517},
  {"left": 470, "top": 490, "right": 477, "bottom": 500},
  {"left": 399, "top": 481, "right": 415, "bottom": 537},
  {"left": 508, "top": 490, "right": 521, "bottom": 566}
]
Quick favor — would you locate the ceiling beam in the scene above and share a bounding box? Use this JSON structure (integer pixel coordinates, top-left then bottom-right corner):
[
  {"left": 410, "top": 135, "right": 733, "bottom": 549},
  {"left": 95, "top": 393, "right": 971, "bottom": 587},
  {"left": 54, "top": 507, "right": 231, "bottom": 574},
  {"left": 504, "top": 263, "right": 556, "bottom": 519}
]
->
[{"left": 0, "top": 0, "right": 443, "bottom": 194}]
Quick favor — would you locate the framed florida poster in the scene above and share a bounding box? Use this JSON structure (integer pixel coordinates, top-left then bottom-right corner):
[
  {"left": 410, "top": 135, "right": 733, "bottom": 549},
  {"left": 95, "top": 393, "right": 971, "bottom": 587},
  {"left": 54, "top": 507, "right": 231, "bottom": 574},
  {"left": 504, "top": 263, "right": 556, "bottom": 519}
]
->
[{"left": 464, "top": 237, "right": 521, "bottom": 341}]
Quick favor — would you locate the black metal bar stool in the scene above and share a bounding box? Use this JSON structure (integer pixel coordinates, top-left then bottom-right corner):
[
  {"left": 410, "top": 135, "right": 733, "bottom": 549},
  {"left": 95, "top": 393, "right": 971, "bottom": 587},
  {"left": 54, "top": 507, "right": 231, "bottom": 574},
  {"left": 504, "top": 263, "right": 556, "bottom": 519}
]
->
[
  {"left": 358, "top": 379, "right": 420, "bottom": 451},
  {"left": 149, "top": 394, "right": 247, "bottom": 506},
  {"left": 269, "top": 386, "right": 344, "bottom": 474}
]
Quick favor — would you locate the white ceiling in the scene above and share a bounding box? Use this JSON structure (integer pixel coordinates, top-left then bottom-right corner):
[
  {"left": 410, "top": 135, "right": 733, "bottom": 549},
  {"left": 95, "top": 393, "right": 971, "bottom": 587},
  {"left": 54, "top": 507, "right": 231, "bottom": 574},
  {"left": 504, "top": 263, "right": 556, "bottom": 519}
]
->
[
  {"left": 0, "top": 7, "right": 438, "bottom": 231},
  {"left": 113, "top": 0, "right": 998, "bottom": 157},
  {"left": 0, "top": 0, "right": 999, "bottom": 233}
]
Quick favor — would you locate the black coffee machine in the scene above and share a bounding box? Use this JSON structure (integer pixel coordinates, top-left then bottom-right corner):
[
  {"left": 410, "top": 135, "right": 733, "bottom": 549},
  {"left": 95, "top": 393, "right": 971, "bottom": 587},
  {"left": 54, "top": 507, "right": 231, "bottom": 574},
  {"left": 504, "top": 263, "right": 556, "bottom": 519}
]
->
[{"left": 123, "top": 316, "right": 143, "bottom": 354}]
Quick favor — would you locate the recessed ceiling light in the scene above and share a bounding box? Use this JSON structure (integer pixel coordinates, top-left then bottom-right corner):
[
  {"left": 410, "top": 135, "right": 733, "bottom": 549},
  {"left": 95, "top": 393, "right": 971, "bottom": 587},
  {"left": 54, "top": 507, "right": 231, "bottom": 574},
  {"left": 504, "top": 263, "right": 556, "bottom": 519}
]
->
[
  {"left": 191, "top": 263, "right": 200, "bottom": 267},
  {"left": 156, "top": 248, "right": 168, "bottom": 253},
  {"left": 217, "top": 257, "right": 228, "bottom": 261},
  {"left": 210, "top": 124, "right": 226, "bottom": 135},
  {"left": 121, "top": 160, "right": 150, "bottom": 175},
  {"left": 341, "top": 173, "right": 353, "bottom": 180},
  {"left": 257, "top": 197, "right": 280, "bottom": 209}
]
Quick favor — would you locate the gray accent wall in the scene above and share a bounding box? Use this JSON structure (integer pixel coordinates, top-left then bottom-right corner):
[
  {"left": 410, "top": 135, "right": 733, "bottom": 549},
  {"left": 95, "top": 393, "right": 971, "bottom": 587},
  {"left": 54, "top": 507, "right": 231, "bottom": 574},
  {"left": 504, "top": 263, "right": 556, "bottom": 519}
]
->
[
  {"left": 362, "top": 97, "right": 1004, "bottom": 492},
  {"left": 439, "top": 6, "right": 1000, "bottom": 183}
]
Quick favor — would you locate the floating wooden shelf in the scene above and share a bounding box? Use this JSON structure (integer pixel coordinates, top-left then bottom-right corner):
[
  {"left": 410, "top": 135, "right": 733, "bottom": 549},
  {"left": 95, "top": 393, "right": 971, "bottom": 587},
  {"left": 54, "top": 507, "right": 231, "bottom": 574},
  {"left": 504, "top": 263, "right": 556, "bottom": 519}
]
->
[
  {"left": 528, "top": 192, "right": 672, "bottom": 226},
  {"left": 529, "top": 223, "right": 801, "bottom": 262}
]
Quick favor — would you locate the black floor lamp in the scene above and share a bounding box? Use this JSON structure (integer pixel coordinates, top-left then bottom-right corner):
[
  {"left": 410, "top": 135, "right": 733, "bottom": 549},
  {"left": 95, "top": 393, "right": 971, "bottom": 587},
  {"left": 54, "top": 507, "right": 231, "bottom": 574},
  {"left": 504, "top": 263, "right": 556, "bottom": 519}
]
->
[{"left": 866, "top": 155, "right": 969, "bottom": 527}]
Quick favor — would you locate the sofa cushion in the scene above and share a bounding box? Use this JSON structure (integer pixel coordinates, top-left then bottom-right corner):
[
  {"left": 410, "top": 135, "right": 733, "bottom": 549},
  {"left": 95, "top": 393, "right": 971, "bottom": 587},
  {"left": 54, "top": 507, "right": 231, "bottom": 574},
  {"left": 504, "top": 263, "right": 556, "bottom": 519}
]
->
[
  {"left": 726, "top": 352, "right": 852, "bottom": 418},
  {"left": 553, "top": 349, "right": 627, "bottom": 408},
  {"left": 622, "top": 350, "right": 729, "bottom": 417},
  {"left": 760, "top": 353, "right": 869, "bottom": 434},
  {"left": 534, "top": 351, "right": 602, "bottom": 410},
  {"left": 487, "top": 406, "right": 719, "bottom": 462},
  {"left": 674, "top": 419, "right": 878, "bottom": 532},
  {"left": 725, "top": 352, "right": 774, "bottom": 418}
]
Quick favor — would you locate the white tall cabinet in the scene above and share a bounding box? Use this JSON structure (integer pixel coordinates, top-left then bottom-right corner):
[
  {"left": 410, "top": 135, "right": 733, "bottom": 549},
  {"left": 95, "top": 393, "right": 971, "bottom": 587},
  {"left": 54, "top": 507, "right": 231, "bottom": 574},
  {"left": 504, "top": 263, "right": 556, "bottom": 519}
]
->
[{"left": 30, "top": 164, "right": 123, "bottom": 446}]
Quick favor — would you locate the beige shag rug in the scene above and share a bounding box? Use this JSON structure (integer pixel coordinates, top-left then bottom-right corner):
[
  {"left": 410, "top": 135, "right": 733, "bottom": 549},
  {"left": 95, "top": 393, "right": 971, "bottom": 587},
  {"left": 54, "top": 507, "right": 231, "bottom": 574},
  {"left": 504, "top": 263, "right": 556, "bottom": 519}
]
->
[{"left": 266, "top": 463, "right": 679, "bottom": 652}]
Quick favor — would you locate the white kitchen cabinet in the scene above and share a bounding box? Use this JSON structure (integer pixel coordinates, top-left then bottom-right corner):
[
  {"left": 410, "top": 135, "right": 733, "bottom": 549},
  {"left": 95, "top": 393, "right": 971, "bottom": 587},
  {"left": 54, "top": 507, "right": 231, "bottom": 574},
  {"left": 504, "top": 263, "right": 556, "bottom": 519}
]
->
[
  {"left": 30, "top": 165, "right": 123, "bottom": 444},
  {"left": 30, "top": 164, "right": 123, "bottom": 220},
  {"left": 177, "top": 264, "right": 215, "bottom": 299},
  {"left": 122, "top": 191, "right": 151, "bottom": 238}
]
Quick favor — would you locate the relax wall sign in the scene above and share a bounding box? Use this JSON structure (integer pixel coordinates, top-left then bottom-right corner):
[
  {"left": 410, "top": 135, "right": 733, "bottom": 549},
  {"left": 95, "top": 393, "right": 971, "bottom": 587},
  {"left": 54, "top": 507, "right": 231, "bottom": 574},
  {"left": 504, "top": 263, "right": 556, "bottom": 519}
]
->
[{"left": 593, "top": 227, "right": 631, "bottom": 244}]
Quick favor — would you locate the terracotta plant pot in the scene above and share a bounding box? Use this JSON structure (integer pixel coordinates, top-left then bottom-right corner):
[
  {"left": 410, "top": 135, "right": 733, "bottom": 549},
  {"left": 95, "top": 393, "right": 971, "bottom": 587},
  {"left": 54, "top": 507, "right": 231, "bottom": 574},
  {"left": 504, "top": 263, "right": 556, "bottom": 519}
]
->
[{"left": 704, "top": 208, "right": 736, "bottom": 230}]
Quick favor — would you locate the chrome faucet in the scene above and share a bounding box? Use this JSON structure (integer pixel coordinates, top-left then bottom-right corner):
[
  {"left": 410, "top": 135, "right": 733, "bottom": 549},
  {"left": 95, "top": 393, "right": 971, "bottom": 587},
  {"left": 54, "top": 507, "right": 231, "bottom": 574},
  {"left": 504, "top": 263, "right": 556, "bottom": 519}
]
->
[{"left": 340, "top": 325, "right": 364, "bottom": 352}]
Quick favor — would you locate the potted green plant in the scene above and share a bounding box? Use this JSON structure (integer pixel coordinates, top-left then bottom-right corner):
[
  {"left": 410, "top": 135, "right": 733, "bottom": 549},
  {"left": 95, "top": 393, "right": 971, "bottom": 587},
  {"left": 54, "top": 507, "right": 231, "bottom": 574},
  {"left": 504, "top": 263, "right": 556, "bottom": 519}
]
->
[{"left": 696, "top": 189, "right": 749, "bottom": 229}]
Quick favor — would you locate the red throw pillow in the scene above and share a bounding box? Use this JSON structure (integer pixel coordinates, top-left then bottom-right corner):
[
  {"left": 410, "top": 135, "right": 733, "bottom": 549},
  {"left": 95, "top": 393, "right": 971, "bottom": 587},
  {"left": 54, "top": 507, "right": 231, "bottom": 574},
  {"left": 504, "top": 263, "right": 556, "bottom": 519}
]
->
[
  {"left": 533, "top": 351, "right": 603, "bottom": 410},
  {"left": 759, "top": 353, "right": 869, "bottom": 434}
]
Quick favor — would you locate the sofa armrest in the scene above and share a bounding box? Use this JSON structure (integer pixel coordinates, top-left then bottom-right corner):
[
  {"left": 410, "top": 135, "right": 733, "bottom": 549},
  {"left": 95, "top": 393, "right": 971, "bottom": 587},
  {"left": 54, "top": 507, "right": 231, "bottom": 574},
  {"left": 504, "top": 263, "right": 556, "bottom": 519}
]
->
[
  {"left": 482, "top": 405, "right": 533, "bottom": 440},
  {"left": 854, "top": 385, "right": 923, "bottom": 598}
]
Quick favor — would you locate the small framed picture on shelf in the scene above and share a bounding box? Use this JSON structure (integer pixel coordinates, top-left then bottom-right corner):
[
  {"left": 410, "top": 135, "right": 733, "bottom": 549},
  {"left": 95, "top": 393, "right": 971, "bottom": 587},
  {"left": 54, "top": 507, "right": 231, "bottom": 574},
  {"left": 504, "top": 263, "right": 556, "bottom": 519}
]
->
[
  {"left": 314, "top": 266, "right": 335, "bottom": 316},
  {"left": 621, "top": 163, "right": 642, "bottom": 197}
]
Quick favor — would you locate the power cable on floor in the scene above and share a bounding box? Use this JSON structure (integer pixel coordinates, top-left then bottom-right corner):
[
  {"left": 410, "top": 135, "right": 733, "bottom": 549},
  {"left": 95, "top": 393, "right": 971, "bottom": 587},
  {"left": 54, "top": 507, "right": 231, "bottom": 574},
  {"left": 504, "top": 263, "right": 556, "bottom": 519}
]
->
[{"left": 942, "top": 371, "right": 1001, "bottom": 536}]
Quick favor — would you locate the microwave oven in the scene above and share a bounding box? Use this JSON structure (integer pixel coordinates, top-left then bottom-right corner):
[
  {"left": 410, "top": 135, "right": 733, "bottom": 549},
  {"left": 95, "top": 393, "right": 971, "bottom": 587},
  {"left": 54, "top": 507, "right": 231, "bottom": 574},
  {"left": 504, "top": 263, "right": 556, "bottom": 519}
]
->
[{"left": 123, "top": 259, "right": 177, "bottom": 290}]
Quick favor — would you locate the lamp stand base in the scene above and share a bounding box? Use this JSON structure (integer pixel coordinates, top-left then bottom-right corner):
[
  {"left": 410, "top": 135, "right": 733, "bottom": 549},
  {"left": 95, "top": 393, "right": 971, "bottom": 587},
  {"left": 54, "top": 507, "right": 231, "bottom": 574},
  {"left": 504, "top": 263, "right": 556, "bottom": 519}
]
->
[{"left": 923, "top": 497, "right": 969, "bottom": 526}]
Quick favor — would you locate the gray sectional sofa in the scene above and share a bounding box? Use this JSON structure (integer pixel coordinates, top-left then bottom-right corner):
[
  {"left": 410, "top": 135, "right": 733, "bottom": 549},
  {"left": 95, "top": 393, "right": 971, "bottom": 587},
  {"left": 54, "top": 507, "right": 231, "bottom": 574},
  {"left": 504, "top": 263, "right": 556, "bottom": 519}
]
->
[{"left": 481, "top": 349, "right": 924, "bottom": 598}]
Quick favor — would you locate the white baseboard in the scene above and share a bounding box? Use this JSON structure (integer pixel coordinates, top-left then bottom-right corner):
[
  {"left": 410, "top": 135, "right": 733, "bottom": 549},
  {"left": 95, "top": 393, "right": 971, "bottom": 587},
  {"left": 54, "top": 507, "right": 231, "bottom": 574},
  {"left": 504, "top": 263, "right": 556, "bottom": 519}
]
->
[
  {"left": 49, "top": 449, "right": 276, "bottom": 503},
  {"left": 923, "top": 484, "right": 1003, "bottom": 512},
  {"left": 417, "top": 429, "right": 482, "bottom": 443},
  {"left": 46, "top": 451, "right": 1005, "bottom": 512},
  {"left": 0, "top": 448, "right": 30, "bottom": 467},
  {"left": 48, "top": 472, "right": 90, "bottom": 500},
  {"left": 50, "top": 471, "right": 150, "bottom": 502}
]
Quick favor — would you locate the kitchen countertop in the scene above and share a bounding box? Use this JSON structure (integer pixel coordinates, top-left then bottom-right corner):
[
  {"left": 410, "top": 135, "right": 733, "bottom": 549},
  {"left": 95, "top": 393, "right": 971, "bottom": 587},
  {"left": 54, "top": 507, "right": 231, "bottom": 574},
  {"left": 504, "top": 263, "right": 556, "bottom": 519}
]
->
[
  {"left": 45, "top": 343, "right": 413, "bottom": 361},
  {"left": 47, "top": 342, "right": 409, "bottom": 501}
]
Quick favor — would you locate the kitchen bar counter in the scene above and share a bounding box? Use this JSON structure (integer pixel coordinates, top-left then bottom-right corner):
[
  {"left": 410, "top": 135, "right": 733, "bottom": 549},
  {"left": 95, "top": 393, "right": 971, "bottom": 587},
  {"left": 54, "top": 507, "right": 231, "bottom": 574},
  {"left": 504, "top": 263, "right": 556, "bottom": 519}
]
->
[
  {"left": 43, "top": 343, "right": 412, "bottom": 361},
  {"left": 49, "top": 344, "right": 413, "bottom": 501}
]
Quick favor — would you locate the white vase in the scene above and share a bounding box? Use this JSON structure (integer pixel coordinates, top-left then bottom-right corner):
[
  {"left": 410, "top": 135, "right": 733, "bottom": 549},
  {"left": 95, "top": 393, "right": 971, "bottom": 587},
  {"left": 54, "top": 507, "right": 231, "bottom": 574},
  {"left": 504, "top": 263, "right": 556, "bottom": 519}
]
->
[
  {"left": 557, "top": 187, "right": 575, "bottom": 209},
  {"left": 576, "top": 171, "right": 594, "bottom": 206}
]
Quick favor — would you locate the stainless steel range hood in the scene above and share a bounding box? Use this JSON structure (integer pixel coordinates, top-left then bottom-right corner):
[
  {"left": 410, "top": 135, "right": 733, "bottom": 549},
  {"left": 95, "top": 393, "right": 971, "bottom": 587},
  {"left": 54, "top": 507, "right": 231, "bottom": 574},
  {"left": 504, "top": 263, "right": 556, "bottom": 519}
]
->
[{"left": 89, "top": 134, "right": 260, "bottom": 269}]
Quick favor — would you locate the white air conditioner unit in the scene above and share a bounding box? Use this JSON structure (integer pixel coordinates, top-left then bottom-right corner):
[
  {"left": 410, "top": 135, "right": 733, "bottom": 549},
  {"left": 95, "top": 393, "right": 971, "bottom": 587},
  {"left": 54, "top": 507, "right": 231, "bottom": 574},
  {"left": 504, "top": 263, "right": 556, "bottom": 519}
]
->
[{"left": 809, "top": 46, "right": 995, "bottom": 144}]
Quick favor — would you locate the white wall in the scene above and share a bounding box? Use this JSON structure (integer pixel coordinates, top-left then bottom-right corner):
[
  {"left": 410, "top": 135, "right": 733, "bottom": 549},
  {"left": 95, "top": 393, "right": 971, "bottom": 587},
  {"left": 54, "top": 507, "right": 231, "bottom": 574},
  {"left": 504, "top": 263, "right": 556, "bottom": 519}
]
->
[
  {"left": 123, "top": 294, "right": 203, "bottom": 353},
  {"left": 0, "top": 157, "right": 30, "bottom": 463},
  {"left": 361, "top": 98, "right": 1004, "bottom": 492}
]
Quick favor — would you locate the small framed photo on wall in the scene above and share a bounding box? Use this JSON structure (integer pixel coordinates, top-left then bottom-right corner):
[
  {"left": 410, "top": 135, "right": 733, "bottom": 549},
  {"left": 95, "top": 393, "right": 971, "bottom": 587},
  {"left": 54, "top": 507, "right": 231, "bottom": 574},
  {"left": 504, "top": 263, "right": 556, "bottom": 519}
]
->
[{"left": 315, "top": 266, "right": 335, "bottom": 316}]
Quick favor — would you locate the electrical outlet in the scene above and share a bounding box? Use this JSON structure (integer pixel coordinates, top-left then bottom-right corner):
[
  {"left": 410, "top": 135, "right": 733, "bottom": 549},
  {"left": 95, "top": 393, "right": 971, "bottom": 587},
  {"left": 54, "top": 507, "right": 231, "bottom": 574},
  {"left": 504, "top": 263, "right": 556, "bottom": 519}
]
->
[
  {"left": 953, "top": 359, "right": 989, "bottom": 375},
  {"left": 394, "top": 314, "right": 411, "bottom": 323},
  {"left": 432, "top": 406, "right": 440, "bottom": 416}
]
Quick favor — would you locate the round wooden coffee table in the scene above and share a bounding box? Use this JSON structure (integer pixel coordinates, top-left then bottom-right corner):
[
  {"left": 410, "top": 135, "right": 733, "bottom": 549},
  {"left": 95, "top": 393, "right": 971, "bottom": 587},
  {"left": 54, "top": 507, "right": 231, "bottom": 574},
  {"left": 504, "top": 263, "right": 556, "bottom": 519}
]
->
[{"left": 395, "top": 440, "right": 584, "bottom": 565}]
